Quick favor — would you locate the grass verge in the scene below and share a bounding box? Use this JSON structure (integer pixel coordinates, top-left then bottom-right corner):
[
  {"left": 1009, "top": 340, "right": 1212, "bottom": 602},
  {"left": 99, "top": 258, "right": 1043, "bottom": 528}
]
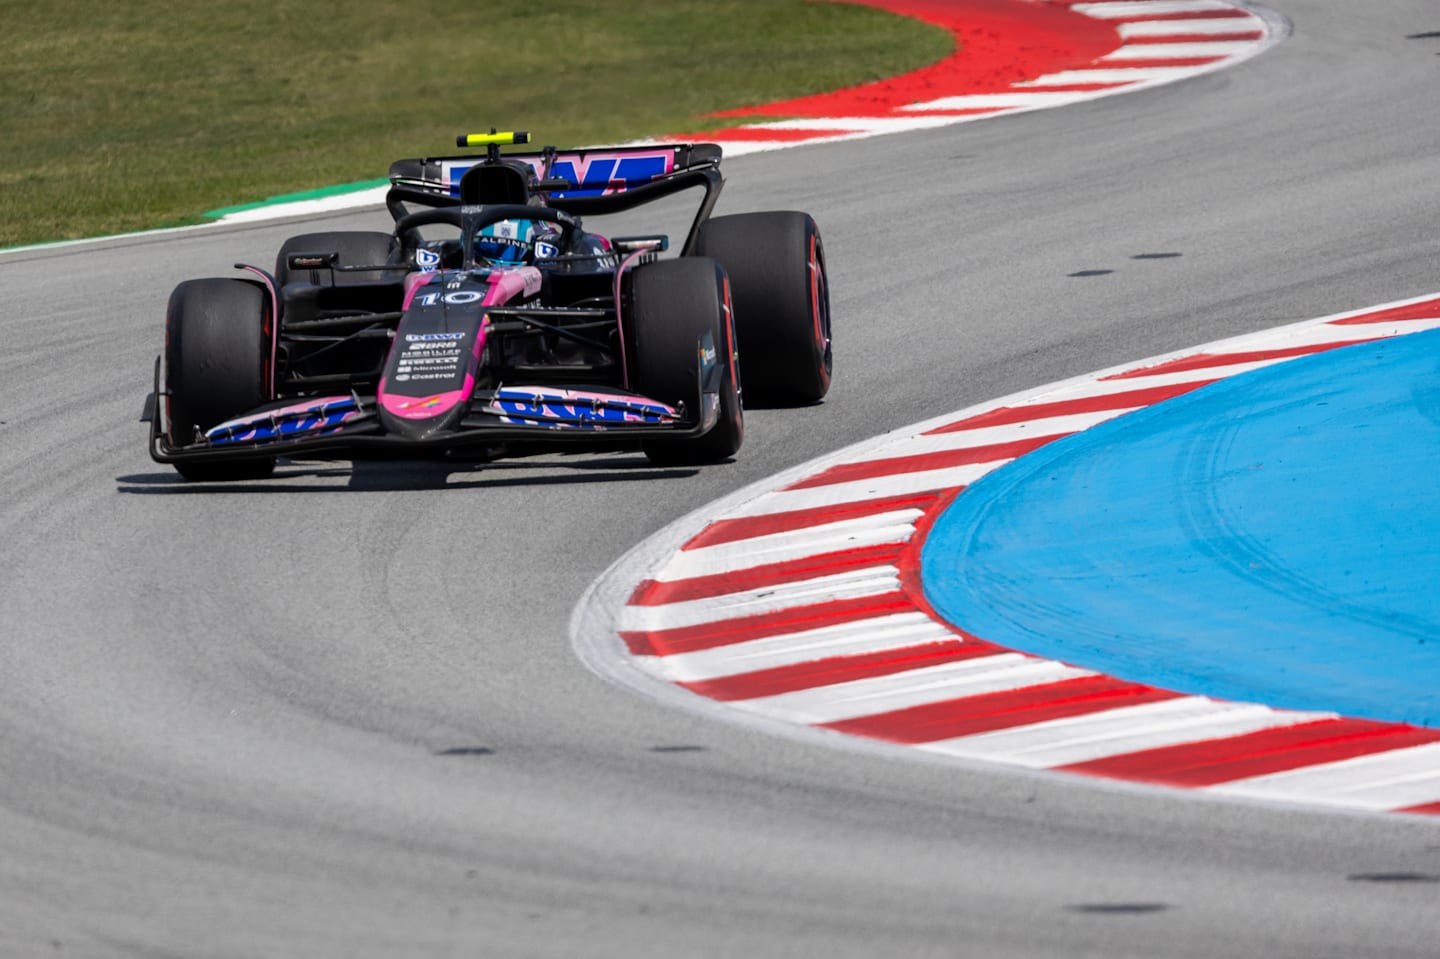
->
[{"left": 0, "top": 1, "right": 949, "bottom": 246}]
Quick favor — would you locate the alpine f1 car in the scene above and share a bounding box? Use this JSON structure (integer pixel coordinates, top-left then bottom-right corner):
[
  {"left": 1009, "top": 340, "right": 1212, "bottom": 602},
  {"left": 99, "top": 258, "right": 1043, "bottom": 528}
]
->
[{"left": 147, "top": 130, "right": 832, "bottom": 481}]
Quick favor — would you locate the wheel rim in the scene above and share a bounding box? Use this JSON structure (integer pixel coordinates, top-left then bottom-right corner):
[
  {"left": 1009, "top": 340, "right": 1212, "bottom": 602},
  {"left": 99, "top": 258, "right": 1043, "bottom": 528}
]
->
[{"left": 810, "top": 231, "right": 833, "bottom": 378}]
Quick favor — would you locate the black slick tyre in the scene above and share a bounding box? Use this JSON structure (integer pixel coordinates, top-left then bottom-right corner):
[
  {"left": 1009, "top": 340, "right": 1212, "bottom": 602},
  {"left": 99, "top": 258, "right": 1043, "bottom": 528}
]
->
[
  {"left": 274, "top": 231, "right": 397, "bottom": 289},
  {"left": 164, "top": 278, "right": 275, "bottom": 481},
  {"left": 630, "top": 257, "right": 742, "bottom": 466},
  {"left": 695, "top": 211, "right": 831, "bottom": 406}
]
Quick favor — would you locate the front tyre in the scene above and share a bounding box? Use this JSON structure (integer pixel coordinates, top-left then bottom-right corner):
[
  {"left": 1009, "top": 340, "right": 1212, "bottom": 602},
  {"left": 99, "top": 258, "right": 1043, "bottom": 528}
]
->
[
  {"left": 630, "top": 257, "right": 743, "bottom": 466},
  {"left": 164, "top": 278, "right": 275, "bottom": 481},
  {"left": 695, "top": 211, "right": 831, "bottom": 406}
]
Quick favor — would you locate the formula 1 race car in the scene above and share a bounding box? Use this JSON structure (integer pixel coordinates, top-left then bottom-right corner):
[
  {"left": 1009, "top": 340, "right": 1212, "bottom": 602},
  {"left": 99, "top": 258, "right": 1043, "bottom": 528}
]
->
[{"left": 146, "top": 130, "right": 831, "bottom": 480}]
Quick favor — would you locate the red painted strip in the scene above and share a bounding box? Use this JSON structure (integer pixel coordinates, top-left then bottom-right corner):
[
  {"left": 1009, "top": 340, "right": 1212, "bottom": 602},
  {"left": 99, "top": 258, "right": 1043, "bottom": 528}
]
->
[
  {"left": 895, "top": 486, "right": 965, "bottom": 624},
  {"left": 1099, "top": 340, "right": 1386, "bottom": 381},
  {"left": 1329, "top": 298, "right": 1440, "bottom": 325},
  {"left": 620, "top": 593, "right": 917, "bottom": 657},
  {"left": 710, "top": 0, "right": 1124, "bottom": 120},
  {"left": 783, "top": 434, "right": 1058, "bottom": 491},
  {"left": 684, "top": 493, "right": 943, "bottom": 549},
  {"left": 678, "top": 639, "right": 1000, "bottom": 701},
  {"left": 823, "top": 675, "right": 1181, "bottom": 744},
  {"left": 1060, "top": 719, "right": 1440, "bottom": 786},
  {"left": 1397, "top": 800, "right": 1440, "bottom": 816},
  {"left": 924, "top": 380, "right": 1217, "bottom": 435},
  {"left": 628, "top": 542, "right": 905, "bottom": 606}
]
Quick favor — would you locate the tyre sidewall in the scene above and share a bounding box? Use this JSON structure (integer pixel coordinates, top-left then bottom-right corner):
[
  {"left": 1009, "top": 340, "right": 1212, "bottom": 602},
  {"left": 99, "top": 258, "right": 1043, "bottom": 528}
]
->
[
  {"left": 629, "top": 257, "right": 743, "bottom": 464},
  {"left": 695, "top": 211, "right": 830, "bottom": 405},
  {"left": 164, "top": 277, "right": 276, "bottom": 479}
]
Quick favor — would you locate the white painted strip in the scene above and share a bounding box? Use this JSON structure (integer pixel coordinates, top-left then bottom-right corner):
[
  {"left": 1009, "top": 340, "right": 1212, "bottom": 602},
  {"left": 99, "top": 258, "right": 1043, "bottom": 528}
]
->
[
  {"left": 867, "top": 371, "right": 1195, "bottom": 425},
  {"left": 686, "top": 506, "right": 928, "bottom": 547},
  {"left": 1100, "top": 354, "right": 1308, "bottom": 383},
  {"left": 900, "top": 92, "right": 1092, "bottom": 112},
  {"left": 701, "top": 139, "right": 841, "bottom": 158},
  {"left": 779, "top": 420, "right": 1103, "bottom": 473},
  {"left": 1102, "top": 41, "right": 1254, "bottom": 60},
  {"left": 1044, "top": 350, "right": 1377, "bottom": 400},
  {"left": 680, "top": 511, "right": 923, "bottom": 551},
  {"left": 1113, "top": 315, "right": 1440, "bottom": 371},
  {"left": 217, "top": 186, "right": 389, "bottom": 223},
  {"left": 1208, "top": 742, "right": 1440, "bottom": 811},
  {"left": 735, "top": 656, "right": 1093, "bottom": 725},
  {"left": 1017, "top": 67, "right": 1200, "bottom": 87},
  {"left": 743, "top": 461, "right": 1011, "bottom": 517},
  {"left": 866, "top": 350, "right": 1325, "bottom": 434},
  {"left": 906, "top": 407, "right": 1123, "bottom": 441},
  {"left": 1119, "top": 17, "right": 1263, "bottom": 38},
  {"left": 650, "top": 612, "right": 959, "bottom": 682},
  {"left": 921, "top": 699, "right": 1330, "bottom": 768},
  {"left": 617, "top": 567, "right": 902, "bottom": 632},
  {"left": 653, "top": 514, "right": 917, "bottom": 582},
  {"left": 1072, "top": 0, "right": 1236, "bottom": 17},
  {"left": 746, "top": 115, "right": 976, "bottom": 134},
  {"left": 1050, "top": 364, "right": 1239, "bottom": 397},
  {"left": 720, "top": 418, "right": 1121, "bottom": 497},
  {"left": 1002, "top": 321, "right": 1440, "bottom": 405},
  {"left": 1089, "top": 319, "right": 1440, "bottom": 384}
]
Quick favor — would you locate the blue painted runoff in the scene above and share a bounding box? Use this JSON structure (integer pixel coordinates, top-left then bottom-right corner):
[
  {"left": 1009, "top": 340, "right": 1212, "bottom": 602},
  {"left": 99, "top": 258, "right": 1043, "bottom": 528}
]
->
[{"left": 922, "top": 328, "right": 1440, "bottom": 728}]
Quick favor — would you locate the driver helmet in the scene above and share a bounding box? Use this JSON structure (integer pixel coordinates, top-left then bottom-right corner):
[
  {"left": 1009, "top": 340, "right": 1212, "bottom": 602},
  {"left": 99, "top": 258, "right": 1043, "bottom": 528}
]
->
[{"left": 473, "top": 219, "right": 539, "bottom": 266}]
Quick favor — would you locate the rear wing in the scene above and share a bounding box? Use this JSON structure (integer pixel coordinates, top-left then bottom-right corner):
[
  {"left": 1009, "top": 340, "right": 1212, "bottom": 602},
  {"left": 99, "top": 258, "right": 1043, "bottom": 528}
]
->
[{"left": 386, "top": 142, "right": 725, "bottom": 254}]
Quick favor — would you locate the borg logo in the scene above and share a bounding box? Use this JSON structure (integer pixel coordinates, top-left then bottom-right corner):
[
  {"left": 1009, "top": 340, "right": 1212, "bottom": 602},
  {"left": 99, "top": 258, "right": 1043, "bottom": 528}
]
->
[
  {"left": 207, "top": 403, "right": 359, "bottom": 444},
  {"left": 496, "top": 391, "right": 668, "bottom": 427}
]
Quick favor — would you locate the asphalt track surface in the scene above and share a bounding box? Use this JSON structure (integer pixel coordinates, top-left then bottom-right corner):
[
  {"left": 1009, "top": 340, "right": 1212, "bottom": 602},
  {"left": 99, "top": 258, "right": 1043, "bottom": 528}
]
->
[{"left": 2, "top": 2, "right": 1438, "bottom": 956}]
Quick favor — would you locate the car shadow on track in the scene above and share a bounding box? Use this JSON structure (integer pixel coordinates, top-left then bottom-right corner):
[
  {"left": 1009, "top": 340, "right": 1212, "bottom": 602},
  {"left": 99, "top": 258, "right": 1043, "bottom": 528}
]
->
[{"left": 115, "top": 456, "right": 702, "bottom": 494}]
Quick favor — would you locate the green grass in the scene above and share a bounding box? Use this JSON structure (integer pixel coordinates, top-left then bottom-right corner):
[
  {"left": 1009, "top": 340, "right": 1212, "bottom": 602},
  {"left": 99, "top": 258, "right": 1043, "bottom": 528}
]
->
[{"left": 0, "top": 1, "right": 950, "bottom": 246}]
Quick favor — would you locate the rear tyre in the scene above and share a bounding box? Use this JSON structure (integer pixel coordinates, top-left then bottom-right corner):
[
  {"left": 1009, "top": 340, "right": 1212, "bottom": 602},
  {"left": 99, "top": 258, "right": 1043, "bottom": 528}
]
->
[
  {"left": 164, "top": 278, "right": 275, "bottom": 481},
  {"left": 695, "top": 211, "right": 831, "bottom": 406},
  {"left": 274, "top": 231, "right": 397, "bottom": 289},
  {"left": 630, "top": 257, "right": 743, "bottom": 466}
]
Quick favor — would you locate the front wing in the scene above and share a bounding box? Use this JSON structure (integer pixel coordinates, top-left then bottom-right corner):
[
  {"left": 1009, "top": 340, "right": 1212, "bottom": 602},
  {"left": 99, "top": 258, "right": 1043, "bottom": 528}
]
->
[{"left": 149, "top": 359, "right": 724, "bottom": 467}]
